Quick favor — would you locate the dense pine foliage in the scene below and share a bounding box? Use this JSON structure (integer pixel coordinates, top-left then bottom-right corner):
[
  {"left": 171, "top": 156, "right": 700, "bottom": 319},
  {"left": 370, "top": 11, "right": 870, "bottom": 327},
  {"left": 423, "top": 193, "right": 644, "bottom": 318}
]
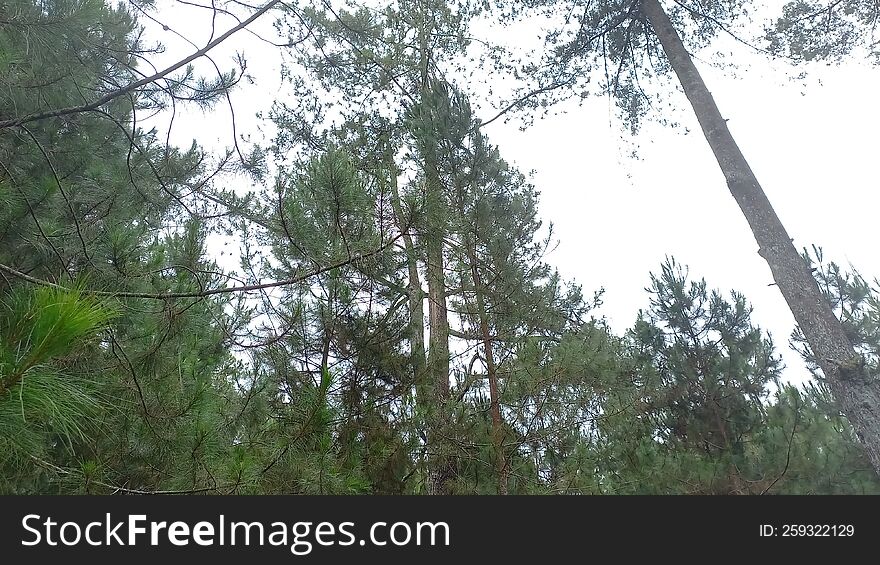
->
[{"left": 1, "top": 0, "right": 879, "bottom": 494}]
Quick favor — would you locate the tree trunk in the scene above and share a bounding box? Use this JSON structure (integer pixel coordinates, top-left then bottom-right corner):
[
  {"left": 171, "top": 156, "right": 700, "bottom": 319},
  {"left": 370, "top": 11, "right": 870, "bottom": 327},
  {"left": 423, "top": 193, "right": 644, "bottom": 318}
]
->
[
  {"left": 418, "top": 36, "right": 450, "bottom": 406},
  {"left": 468, "top": 245, "right": 508, "bottom": 495},
  {"left": 387, "top": 156, "right": 443, "bottom": 494},
  {"left": 386, "top": 154, "right": 427, "bottom": 396},
  {"left": 424, "top": 167, "right": 452, "bottom": 495},
  {"left": 418, "top": 19, "right": 453, "bottom": 495},
  {"left": 641, "top": 0, "right": 880, "bottom": 474},
  {"left": 426, "top": 233, "right": 450, "bottom": 400}
]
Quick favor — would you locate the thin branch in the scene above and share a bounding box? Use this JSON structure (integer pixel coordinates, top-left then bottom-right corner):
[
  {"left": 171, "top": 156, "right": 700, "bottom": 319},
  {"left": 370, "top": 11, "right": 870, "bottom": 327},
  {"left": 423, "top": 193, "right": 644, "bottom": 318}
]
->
[
  {"left": 478, "top": 79, "right": 575, "bottom": 129},
  {"left": 19, "top": 125, "right": 93, "bottom": 264},
  {"left": 761, "top": 394, "right": 801, "bottom": 494},
  {"left": 0, "top": 0, "right": 282, "bottom": 129},
  {"left": 0, "top": 232, "right": 403, "bottom": 299},
  {"left": 30, "top": 456, "right": 238, "bottom": 494}
]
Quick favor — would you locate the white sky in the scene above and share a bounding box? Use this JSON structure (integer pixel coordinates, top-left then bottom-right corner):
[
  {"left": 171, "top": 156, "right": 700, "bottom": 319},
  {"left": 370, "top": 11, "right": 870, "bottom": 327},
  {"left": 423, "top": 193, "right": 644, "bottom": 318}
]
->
[
  {"left": 492, "top": 54, "right": 880, "bottom": 383},
  {"left": 146, "top": 0, "right": 880, "bottom": 383}
]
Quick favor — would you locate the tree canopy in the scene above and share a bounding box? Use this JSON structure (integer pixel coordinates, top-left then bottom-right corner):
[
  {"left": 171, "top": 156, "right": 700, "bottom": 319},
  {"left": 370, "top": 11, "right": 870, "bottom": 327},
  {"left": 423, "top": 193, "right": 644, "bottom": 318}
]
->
[{"left": 1, "top": 0, "right": 879, "bottom": 494}]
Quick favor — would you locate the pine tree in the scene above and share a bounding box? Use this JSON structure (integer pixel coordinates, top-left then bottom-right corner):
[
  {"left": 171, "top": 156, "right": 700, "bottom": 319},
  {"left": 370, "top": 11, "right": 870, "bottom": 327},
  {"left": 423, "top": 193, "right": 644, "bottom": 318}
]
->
[
  {"left": 591, "top": 259, "right": 880, "bottom": 493},
  {"left": 4, "top": 0, "right": 878, "bottom": 496},
  {"left": 767, "top": 0, "right": 880, "bottom": 63},
  {"left": 271, "top": 0, "right": 478, "bottom": 493},
  {"left": 497, "top": 0, "right": 880, "bottom": 474},
  {"left": 243, "top": 149, "right": 404, "bottom": 493},
  {"left": 0, "top": 0, "right": 248, "bottom": 493}
]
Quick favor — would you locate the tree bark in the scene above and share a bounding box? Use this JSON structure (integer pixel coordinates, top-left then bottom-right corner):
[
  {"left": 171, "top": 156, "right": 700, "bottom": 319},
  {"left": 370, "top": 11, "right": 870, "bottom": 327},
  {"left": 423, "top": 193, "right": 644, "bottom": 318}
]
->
[
  {"left": 424, "top": 166, "right": 452, "bottom": 495},
  {"left": 426, "top": 231, "right": 450, "bottom": 401},
  {"left": 641, "top": 0, "right": 880, "bottom": 474},
  {"left": 386, "top": 153, "right": 427, "bottom": 396},
  {"left": 468, "top": 245, "right": 508, "bottom": 495},
  {"left": 418, "top": 18, "right": 453, "bottom": 495},
  {"left": 387, "top": 154, "right": 446, "bottom": 494}
]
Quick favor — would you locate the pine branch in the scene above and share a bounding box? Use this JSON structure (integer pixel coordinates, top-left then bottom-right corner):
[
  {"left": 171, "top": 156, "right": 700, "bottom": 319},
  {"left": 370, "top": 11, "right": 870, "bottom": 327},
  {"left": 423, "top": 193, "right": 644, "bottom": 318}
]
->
[
  {"left": 30, "top": 456, "right": 240, "bottom": 494},
  {"left": 761, "top": 394, "right": 801, "bottom": 494},
  {"left": 0, "top": 0, "right": 282, "bottom": 129},
  {"left": 0, "top": 232, "right": 402, "bottom": 299}
]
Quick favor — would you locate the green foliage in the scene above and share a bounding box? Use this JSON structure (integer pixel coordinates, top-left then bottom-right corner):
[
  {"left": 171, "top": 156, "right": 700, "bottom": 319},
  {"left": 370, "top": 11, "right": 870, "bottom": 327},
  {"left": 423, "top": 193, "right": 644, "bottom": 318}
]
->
[
  {"left": 0, "top": 285, "right": 116, "bottom": 491},
  {"left": 488, "top": 0, "right": 751, "bottom": 130},
  {"left": 750, "top": 384, "right": 880, "bottom": 494},
  {"left": 582, "top": 259, "right": 880, "bottom": 494},
  {"left": 2, "top": 0, "right": 878, "bottom": 495},
  {"left": 1, "top": 285, "right": 117, "bottom": 393},
  {"left": 0, "top": 0, "right": 249, "bottom": 494},
  {"left": 0, "top": 0, "right": 138, "bottom": 117},
  {"left": 766, "top": 0, "right": 879, "bottom": 63},
  {"left": 794, "top": 246, "right": 880, "bottom": 378}
]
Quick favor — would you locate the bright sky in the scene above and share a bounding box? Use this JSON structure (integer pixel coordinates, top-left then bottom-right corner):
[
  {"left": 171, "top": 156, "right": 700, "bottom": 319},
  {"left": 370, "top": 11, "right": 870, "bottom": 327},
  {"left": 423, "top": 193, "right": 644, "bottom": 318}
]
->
[
  {"left": 490, "top": 51, "right": 880, "bottom": 383},
  {"left": 145, "top": 0, "right": 880, "bottom": 383}
]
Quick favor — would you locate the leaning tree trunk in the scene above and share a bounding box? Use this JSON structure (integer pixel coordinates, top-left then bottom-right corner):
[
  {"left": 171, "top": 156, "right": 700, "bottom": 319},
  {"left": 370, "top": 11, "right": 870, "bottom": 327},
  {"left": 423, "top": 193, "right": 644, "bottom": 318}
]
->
[{"left": 641, "top": 0, "right": 880, "bottom": 474}]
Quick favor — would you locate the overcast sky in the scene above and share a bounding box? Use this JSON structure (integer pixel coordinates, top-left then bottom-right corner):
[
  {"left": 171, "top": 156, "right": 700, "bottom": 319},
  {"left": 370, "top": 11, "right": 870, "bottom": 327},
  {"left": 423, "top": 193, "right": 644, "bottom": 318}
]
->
[
  {"left": 495, "top": 56, "right": 880, "bottom": 383},
  {"left": 147, "top": 0, "right": 880, "bottom": 383}
]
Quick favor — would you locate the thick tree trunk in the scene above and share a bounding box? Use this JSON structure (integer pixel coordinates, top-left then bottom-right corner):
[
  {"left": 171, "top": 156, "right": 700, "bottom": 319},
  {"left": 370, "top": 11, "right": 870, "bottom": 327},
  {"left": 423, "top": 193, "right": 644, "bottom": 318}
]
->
[
  {"left": 469, "top": 249, "right": 508, "bottom": 495},
  {"left": 641, "top": 0, "right": 880, "bottom": 474}
]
